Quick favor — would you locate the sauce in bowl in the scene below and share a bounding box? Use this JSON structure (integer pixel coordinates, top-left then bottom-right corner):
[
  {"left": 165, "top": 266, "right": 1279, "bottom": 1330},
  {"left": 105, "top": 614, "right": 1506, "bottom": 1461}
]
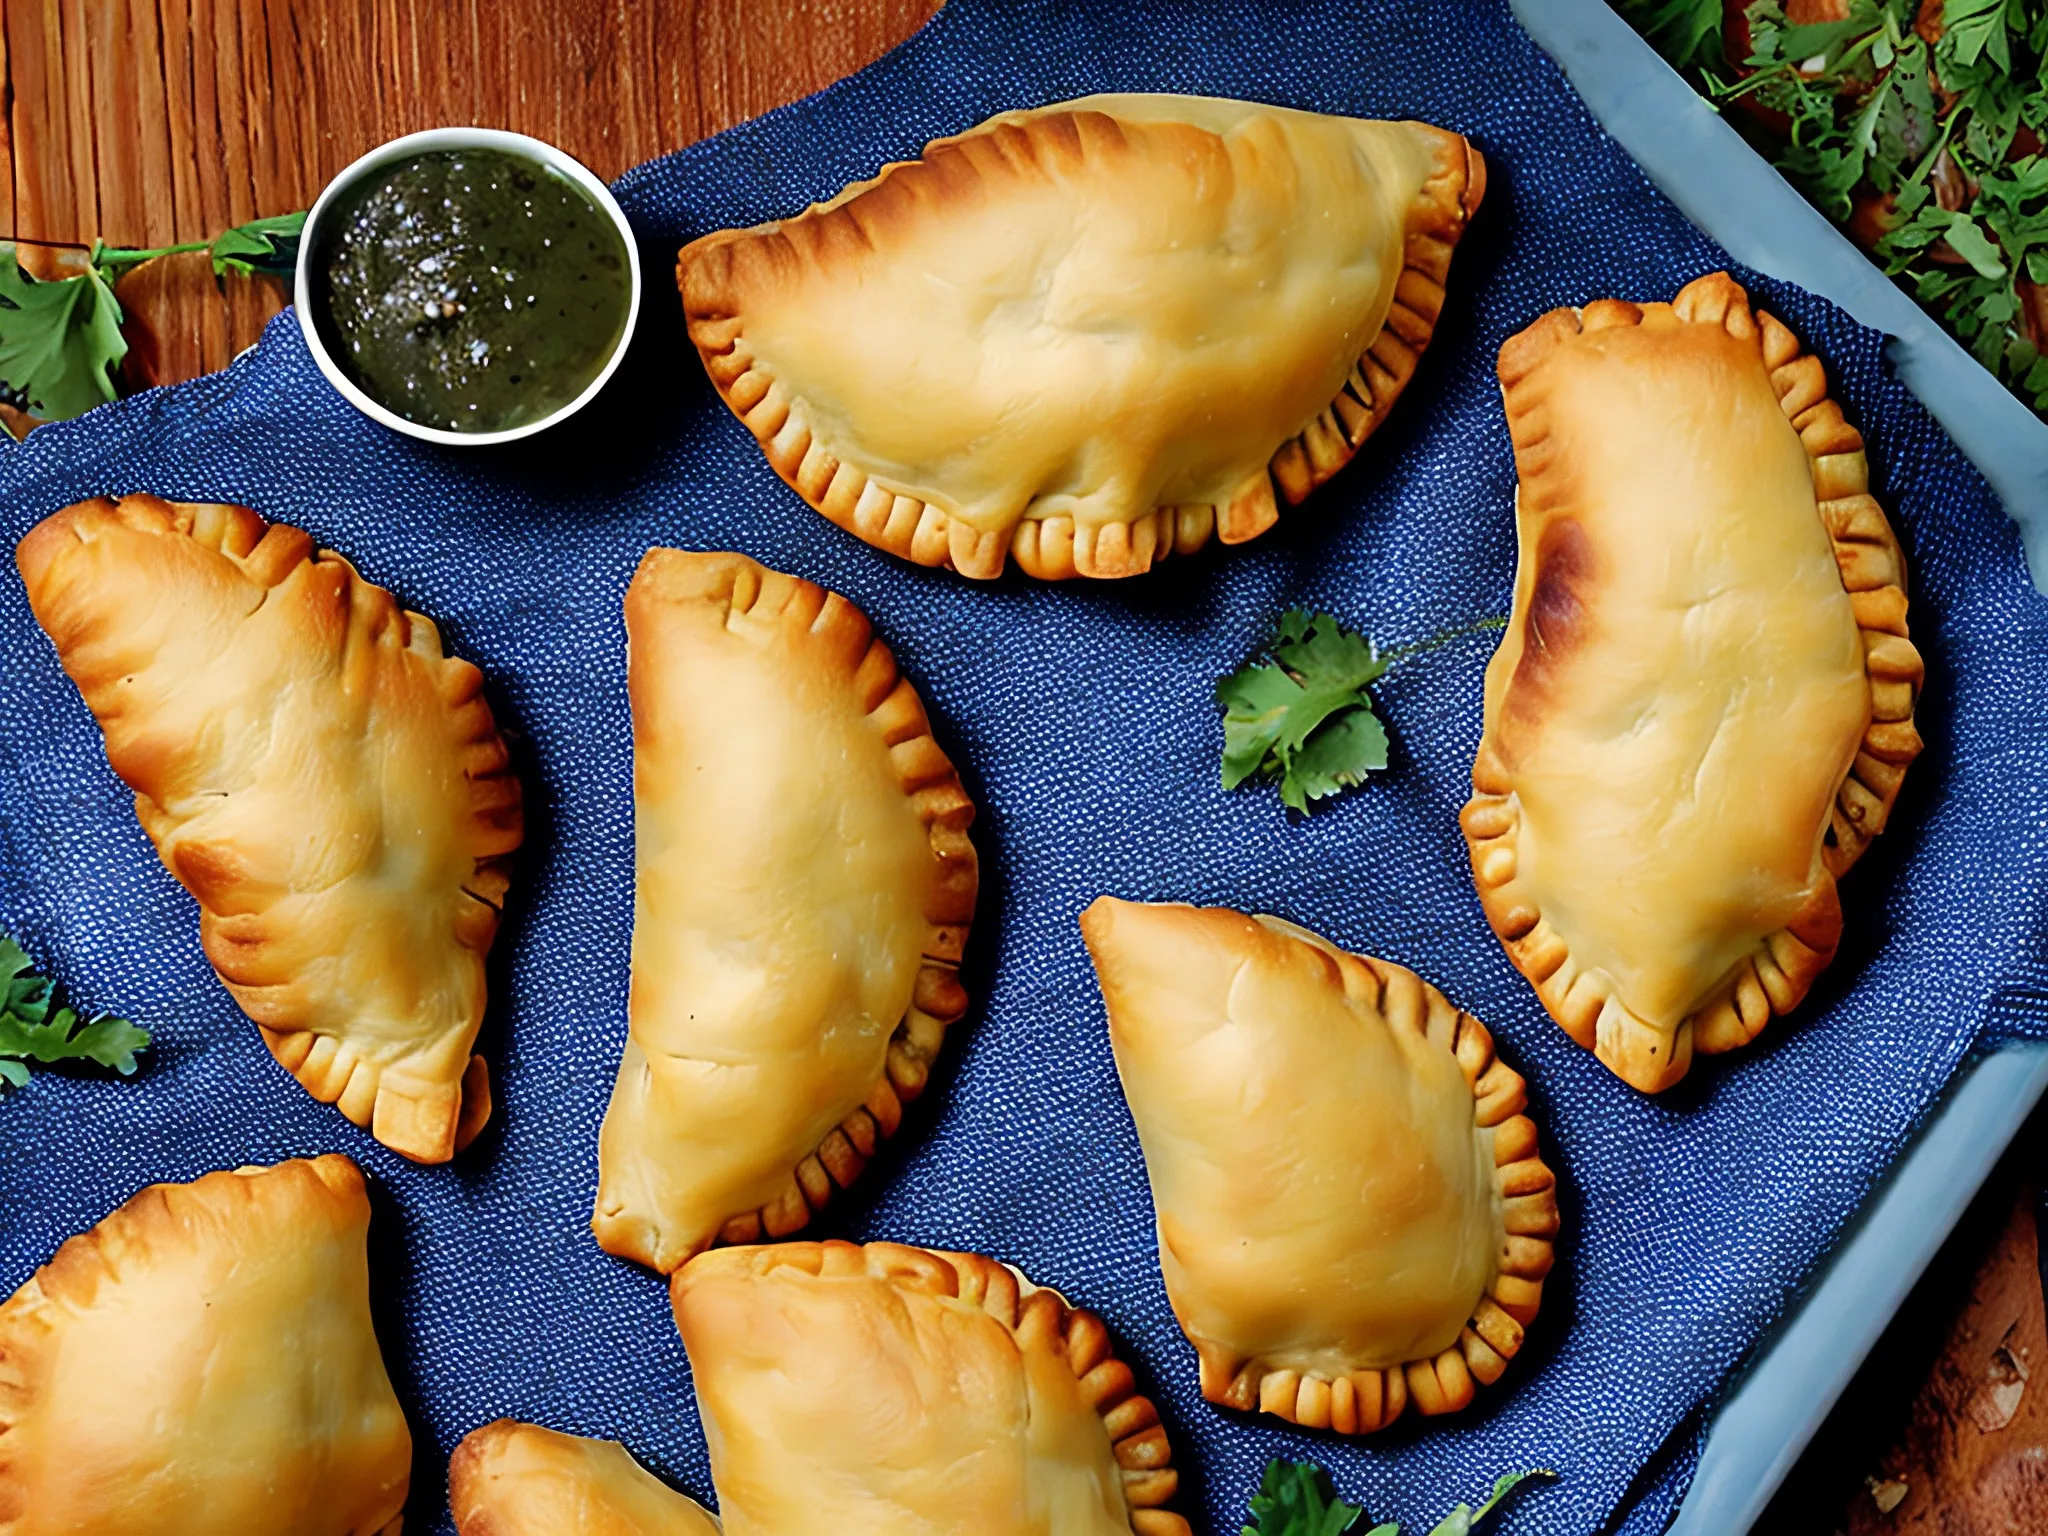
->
[{"left": 309, "top": 147, "right": 633, "bottom": 434}]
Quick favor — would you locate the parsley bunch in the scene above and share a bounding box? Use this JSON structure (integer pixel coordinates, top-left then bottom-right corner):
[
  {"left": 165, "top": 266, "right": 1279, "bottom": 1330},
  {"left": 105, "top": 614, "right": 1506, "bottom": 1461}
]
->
[
  {"left": 0, "top": 212, "right": 304, "bottom": 437},
  {"left": 1240, "top": 1458, "right": 1550, "bottom": 1536},
  {"left": 0, "top": 934, "right": 150, "bottom": 1092},
  {"left": 1615, "top": 0, "right": 2048, "bottom": 416}
]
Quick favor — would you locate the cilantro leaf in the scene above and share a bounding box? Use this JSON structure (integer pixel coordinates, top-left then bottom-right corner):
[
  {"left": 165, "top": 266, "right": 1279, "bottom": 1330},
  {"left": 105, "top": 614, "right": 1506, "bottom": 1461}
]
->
[
  {"left": 1283, "top": 705, "right": 1390, "bottom": 812},
  {"left": 0, "top": 246, "right": 127, "bottom": 426},
  {"left": 1269, "top": 613, "right": 1392, "bottom": 754},
  {"left": 1241, "top": 1461, "right": 1553, "bottom": 1536},
  {"left": 1217, "top": 663, "right": 1304, "bottom": 791},
  {"left": 1218, "top": 609, "right": 1502, "bottom": 812},
  {"left": 1423, "top": 1471, "right": 1556, "bottom": 1536},
  {"left": 1241, "top": 1460, "right": 1363, "bottom": 1536},
  {"left": 0, "top": 934, "right": 150, "bottom": 1091},
  {"left": 1615, "top": 0, "right": 1723, "bottom": 72},
  {"left": 1939, "top": 211, "right": 2010, "bottom": 277},
  {"left": 1944, "top": 0, "right": 2014, "bottom": 73},
  {"left": 1216, "top": 610, "right": 1390, "bottom": 812},
  {"left": 208, "top": 212, "right": 308, "bottom": 281}
]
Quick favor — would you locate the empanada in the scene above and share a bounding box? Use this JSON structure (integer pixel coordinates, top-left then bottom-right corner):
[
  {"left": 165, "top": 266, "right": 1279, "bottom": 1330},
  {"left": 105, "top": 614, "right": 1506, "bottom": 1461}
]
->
[
  {"left": 1461, "top": 272, "right": 1924, "bottom": 1092},
  {"left": 0, "top": 1155, "right": 411, "bottom": 1535},
  {"left": 449, "top": 1420, "right": 719, "bottom": 1535},
  {"left": 593, "top": 552, "right": 977, "bottom": 1272},
  {"left": 16, "top": 495, "right": 522, "bottom": 1160},
  {"left": 680, "top": 94, "right": 1483, "bottom": 580},
  {"left": 670, "top": 1240, "right": 1188, "bottom": 1535},
  {"left": 1080, "top": 899, "right": 1557, "bottom": 1432}
]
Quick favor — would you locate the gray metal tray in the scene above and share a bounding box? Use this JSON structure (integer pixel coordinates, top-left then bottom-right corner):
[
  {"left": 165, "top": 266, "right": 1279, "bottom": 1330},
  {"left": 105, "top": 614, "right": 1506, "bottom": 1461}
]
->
[{"left": 1509, "top": 4, "right": 2048, "bottom": 1529}]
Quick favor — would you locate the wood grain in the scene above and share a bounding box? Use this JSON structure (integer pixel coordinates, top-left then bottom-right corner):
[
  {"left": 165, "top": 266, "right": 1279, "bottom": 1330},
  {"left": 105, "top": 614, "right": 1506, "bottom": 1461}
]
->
[
  {"left": 2, "top": 0, "right": 937, "bottom": 388},
  {"left": 1842, "top": 1174, "right": 2048, "bottom": 1532},
  {"left": 1758, "top": 1133, "right": 2048, "bottom": 1532}
]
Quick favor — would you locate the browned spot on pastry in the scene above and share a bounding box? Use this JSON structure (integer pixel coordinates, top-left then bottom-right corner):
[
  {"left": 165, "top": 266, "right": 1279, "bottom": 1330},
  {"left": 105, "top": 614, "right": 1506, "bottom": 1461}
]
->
[
  {"left": 1465, "top": 272, "right": 1923, "bottom": 1090},
  {"left": 1506, "top": 517, "right": 1595, "bottom": 717}
]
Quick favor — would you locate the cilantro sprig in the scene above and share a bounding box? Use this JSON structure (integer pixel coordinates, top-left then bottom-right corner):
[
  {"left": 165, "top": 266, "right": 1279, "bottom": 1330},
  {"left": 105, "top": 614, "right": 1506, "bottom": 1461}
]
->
[
  {"left": 0, "top": 251, "right": 126, "bottom": 426},
  {"left": 1241, "top": 1459, "right": 1551, "bottom": 1536},
  {"left": 1217, "top": 609, "right": 1501, "bottom": 813},
  {"left": 0, "top": 934, "right": 150, "bottom": 1092},
  {"left": 0, "top": 211, "right": 305, "bottom": 436},
  {"left": 1242, "top": 1460, "right": 1367, "bottom": 1536},
  {"left": 1614, "top": 0, "right": 2048, "bottom": 418}
]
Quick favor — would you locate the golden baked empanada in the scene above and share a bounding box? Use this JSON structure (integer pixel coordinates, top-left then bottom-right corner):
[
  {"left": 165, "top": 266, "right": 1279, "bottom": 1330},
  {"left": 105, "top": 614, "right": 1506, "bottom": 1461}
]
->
[
  {"left": 16, "top": 495, "right": 522, "bottom": 1161},
  {"left": 593, "top": 552, "right": 977, "bottom": 1272},
  {"left": 0, "top": 1155, "right": 410, "bottom": 1535},
  {"left": 680, "top": 94, "right": 1483, "bottom": 580},
  {"left": 1080, "top": 898, "right": 1557, "bottom": 1433},
  {"left": 670, "top": 1241, "right": 1188, "bottom": 1535},
  {"left": 1461, "top": 272, "right": 1924, "bottom": 1092},
  {"left": 449, "top": 1420, "right": 719, "bottom": 1536}
]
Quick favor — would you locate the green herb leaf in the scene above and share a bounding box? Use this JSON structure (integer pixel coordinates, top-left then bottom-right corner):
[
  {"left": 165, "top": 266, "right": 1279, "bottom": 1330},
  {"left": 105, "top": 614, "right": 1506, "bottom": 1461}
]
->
[
  {"left": 0, "top": 246, "right": 127, "bottom": 427},
  {"left": 208, "top": 211, "right": 308, "bottom": 280},
  {"left": 1241, "top": 1460, "right": 1363, "bottom": 1536},
  {"left": 1613, "top": 0, "right": 1724, "bottom": 72},
  {"left": 1217, "top": 610, "right": 1502, "bottom": 812},
  {"left": 1423, "top": 1471, "right": 1556, "bottom": 1536},
  {"left": 1941, "top": 210, "right": 2011, "bottom": 276},
  {"left": 1240, "top": 1461, "right": 1554, "bottom": 1536},
  {"left": 0, "top": 934, "right": 150, "bottom": 1090},
  {"left": 1215, "top": 610, "right": 1390, "bottom": 812},
  {"left": 1282, "top": 704, "right": 1390, "bottom": 813},
  {"left": 1944, "top": 0, "right": 2014, "bottom": 72}
]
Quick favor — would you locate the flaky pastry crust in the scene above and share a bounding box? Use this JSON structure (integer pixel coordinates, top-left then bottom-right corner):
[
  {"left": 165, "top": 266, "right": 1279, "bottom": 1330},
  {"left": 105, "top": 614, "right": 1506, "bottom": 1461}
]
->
[
  {"left": 1461, "top": 272, "right": 1924, "bottom": 1092},
  {"left": 671, "top": 1240, "right": 1189, "bottom": 1535},
  {"left": 593, "top": 553, "right": 977, "bottom": 1272},
  {"left": 448, "top": 1420, "right": 719, "bottom": 1536},
  {"left": 15, "top": 495, "right": 522, "bottom": 1160},
  {"left": 1082, "top": 900, "right": 1557, "bottom": 1434},
  {"left": 0, "top": 1155, "right": 410, "bottom": 1536},
  {"left": 680, "top": 94, "right": 1483, "bottom": 580}
]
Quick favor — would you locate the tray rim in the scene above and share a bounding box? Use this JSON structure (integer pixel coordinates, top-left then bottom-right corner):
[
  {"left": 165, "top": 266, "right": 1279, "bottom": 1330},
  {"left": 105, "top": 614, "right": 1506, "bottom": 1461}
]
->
[
  {"left": 1672, "top": 1041, "right": 2048, "bottom": 1532},
  {"left": 1508, "top": 3, "right": 2048, "bottom": 1528}
]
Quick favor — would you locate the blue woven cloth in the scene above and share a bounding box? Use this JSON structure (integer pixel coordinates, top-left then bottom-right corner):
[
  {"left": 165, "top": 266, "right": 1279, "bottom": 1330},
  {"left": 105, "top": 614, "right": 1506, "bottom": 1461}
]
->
[{"left": 4, "top": 2, "right": 2048, "bottom": 1531}]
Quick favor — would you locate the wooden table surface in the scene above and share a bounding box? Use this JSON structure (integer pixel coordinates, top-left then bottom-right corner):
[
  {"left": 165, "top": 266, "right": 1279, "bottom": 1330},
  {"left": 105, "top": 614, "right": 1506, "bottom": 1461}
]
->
[
  {"left": 6, "top": 2, "right": 2046, "bottom": 1529},
  {"left": 1, "top": 0, "right": 936, "bottom": 385}
]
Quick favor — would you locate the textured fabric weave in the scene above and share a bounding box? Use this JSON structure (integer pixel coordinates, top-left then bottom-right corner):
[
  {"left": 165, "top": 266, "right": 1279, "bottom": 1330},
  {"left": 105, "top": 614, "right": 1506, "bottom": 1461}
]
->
[{"left": 3, "top": 2, "right": 2047, "bottom": 1532}]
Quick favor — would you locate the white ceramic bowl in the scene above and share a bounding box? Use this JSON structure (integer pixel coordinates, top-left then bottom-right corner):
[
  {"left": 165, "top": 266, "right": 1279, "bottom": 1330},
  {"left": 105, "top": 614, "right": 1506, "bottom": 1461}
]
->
[{"left": 294, "top": 127, "right": 642, "bottom": 447}]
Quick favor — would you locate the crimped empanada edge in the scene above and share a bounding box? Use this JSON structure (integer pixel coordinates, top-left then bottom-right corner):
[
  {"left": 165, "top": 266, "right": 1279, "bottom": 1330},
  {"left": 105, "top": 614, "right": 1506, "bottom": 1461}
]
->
[
  {"left": 616, "top": 552, "right": 978, "bottom": 1268},
  {"left": 447, "top": 1419, "right": 715, "bottom": 1535},
  {"left": 677, "top": 114, "right": 1483, "bottom": 582},
  {"left": 1190, "top": 946, "right": 1558, "bottom": 1435},
  {"left": 1461, "top": 271, "right": 1926, "bottom": 1092},
  {"left": 16, "top": 493, "right": 523, "bottom": 1163},
  {"left": 0, "top": 1157, "right": 404, "bottom": 1532},
  {"left": 673, "top": 1240, "right": 1191, "bottom": 1535},
  {"left": 1255, "top": 126, "right": 1488, "bottom": 531}
]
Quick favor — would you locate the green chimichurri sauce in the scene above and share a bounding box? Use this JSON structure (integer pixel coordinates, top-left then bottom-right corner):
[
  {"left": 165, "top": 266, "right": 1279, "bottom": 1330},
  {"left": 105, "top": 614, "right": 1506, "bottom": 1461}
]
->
[{"left": 311, "top": 148, "right": 631, "bottom": 434}]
